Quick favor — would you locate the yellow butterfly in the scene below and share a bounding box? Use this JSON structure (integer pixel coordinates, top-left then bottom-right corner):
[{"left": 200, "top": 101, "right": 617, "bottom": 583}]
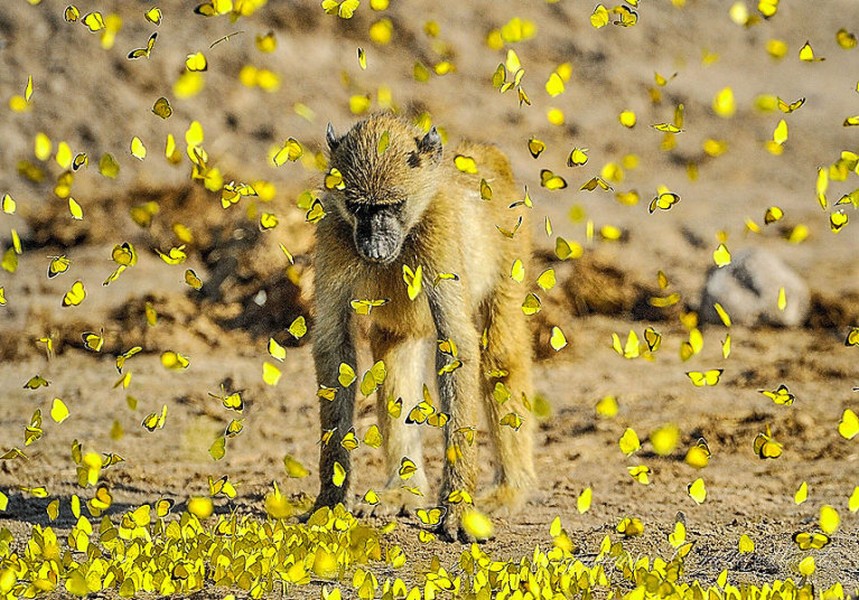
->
[
  {"left": 792, "top": 531, "right": 830, "bottom": 550},
  {"left": 185, "top": 52, "right": 208, "bottom": 72},
  {"left": 398, "top": 457, "right": 418, "bottom": 480},
  {"left": 81, "top": 330, "right": 104, "bottom": 352},
  {"left": 838, "top": 408, "right": 858, "bottom": 440},
  {"left": 184, "top": 269, "right": 203, "bottom": 290},
  {"left": 273, "top": 138, "right": 303, "bottom": 166},
  {"left": 454, "top": 155, "right": 478, "bottom": 174},
  {"left": 224, "top": 419, "right": 244, "bottom": 438},
  {"left": 362, "top": 489, "right": 380, "bottom": 505},
  {"left": 340, "top": 428, "right": 360, "bottom": 451},
  {"left": 283, "top": 455, "right": 310, "bottom": 478},
  {"left": 322, "top": 0, "right": 360, "bottom": 18},
  {"left": 193, "top": 0, "right": 231, "bottom": 17},
  {"left": 64, "top": 5, "right": 81, "bottom": 22},
  {"left": 402, "top": 264, "right": 423, "bottom": 300},
  {"left": 668, "top": 519, "right": 686, "bottom": 549},
  {"left": 144, "top": 7, "right": 162, "bottom": 26},
  {"left": 580, "top": 176, "right": 612, "bottom": 192},
  {"left": 479, "top": 178, "right": 492, "bottom": 201},
  {"left": 427, "top": 411, "right": 450, "bottom": 428},
  {"left": 539, "top": 169, "right": 567, "bottom": 190},
  {"left": 24, "top": 409, "right": 43, "bottom": 446},
  {"left": 798, "top": 41, "right": 824, "bottom": 62},
  {"left": 363, "top": 424, "right": 383, "bottom": 448},
  {"left": 161, "top": 351, "right": 190, "bottom": 370},
  {"left": 616, "top": 516, "right": 644, "bottom": 537},
  {"left": 209, "top": 386, "right": 244, "bottom": 412},
  {"left": 567, "top": 147, "right": 589, "bottom": 167},
  {"left": 643, "top": 327, "right": 662, "bottom": 352},
  {"left": 406, "top": 400, "right": 435, "bottom": 425},
  {"left": 1, "top": 193, "right": 15, "bottom": 215},
  {"left": 712, "top": 243, "right": 731, "bottom": 267},
  {"left": 686, "top": 369, "right": 724, "bottom": 387},
  {"left": 447, "top": 489, "right": 473, "bottom": 505},
  {"left": 288, "top": 316, "right": 307, "bottom": 339},
  {"left": 47, "top": 255, "right": 71, "bottom": 278},
  {"left": 416, "top": 506, "right": 446, "bottom": 526},
  {"left": 127, "top": 32, "right": 158, "bottom": 60},
  {"left": 90, "top": 484, "right": 113, "bottom": 511},
  {"left": 324, "top": 168, "right": 346, "bottom": 190},
  {"left": 754, "top": 425, "right": 783, "bottom": 459},
  {"left": 81, "top": 11, "right": 105, "bottom": 32},
  {"left": 338, "top": 363, "right": 356, "bottom": 387},
  {"left": 521, "top": 293, "right": 541, "bottom": 316},
  {"left": 50, "top": 398, "right": 70, "bottom": 423},
  {"left": 317, "top": 386, "right": 337, "bottom": 401},
  {"left": 649, "top": 191, "right": 681, "bottom": 213},
  {"left": 387, "top": 396, "right": 403, "bottom": 418},
  {"left": 837, "top": 28, "right": 858, "bottom": 49},
  {"left": 142, "top": 404, "right": 168, "bottom": 432},
  {"left": 62, "top": 280, "right": 86, "bottom": 307},
  {"left": 687, "top": 478, "right": 707, "bottom": 504},
  {"left": 305, "top": 199, "right": 327, "bottom": 224},
  {"left": 208, "top": 474, "right": 237, "bottom": 498},
  {"left": 360, "top": 360, "right": 387, "bottom": 395},
  {"left": 111, "top": 242, "right": 137, "bottom": 267},
  {"left": 618, "top": 428, "right": 640, "bottom": 456},
  {"left": 549, "top": 326, "right": 567, "bottom": 352},
  {"left": 627, "top": 465, "right": 651, "bottom": 485},
  {"left": 152, "top": 97, "right": 172, "bottom": 119},
  {"left": 527, "top": 137, "right": 545, "bottom": 158},
  {"left": 417, "top": 530, "right": 436, "bottom": 543},
  {"left": 72, "top": 152, "right": 88, "bottom": 170},
  {"left": 500, "top": 412, "right": 523, "bottom": 431},
  {"left": 350, "top": 298, "right": 388, "bottom": 315},
  {"left": 759, "top": 384, "right": 795, "bottom": 406},
  {"left": 685, "top": 437, "right": 711, "bottom": 469},
  {"left": 496, "top": 216, "right": 523, "bottom": 239},
  {"left": 611, "top": 330, "right": 640, "bottom": 359},
  {"left": 156, "top": 245, "right": 187, "bottom": 265},
  {"left": 845, "top": 326, "right": 859, "bottom": 347},
  {"left": 115, "top": 346, "right": 142, "bottom": 373},
  {"left": 830, "top": 210, "right": 849, "bottom": 233}
]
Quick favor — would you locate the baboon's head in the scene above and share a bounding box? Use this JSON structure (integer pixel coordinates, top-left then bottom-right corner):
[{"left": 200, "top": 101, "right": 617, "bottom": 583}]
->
[{"left": 325, "top": 114, "right": 443, "bottom": 265}]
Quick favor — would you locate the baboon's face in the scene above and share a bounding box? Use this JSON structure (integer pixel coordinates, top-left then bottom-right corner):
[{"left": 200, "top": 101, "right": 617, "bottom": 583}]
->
[{"left": 326, "top": 119, "right": 443, "bottom": 265}]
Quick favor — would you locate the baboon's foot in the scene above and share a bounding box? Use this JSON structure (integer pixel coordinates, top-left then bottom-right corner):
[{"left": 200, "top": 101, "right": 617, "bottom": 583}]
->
[
  {"left": 435, "top": 503, "right": 477, "bottom": 544},
  {"left": 476, "top": 484, "right": 529, "bottom": 517}
]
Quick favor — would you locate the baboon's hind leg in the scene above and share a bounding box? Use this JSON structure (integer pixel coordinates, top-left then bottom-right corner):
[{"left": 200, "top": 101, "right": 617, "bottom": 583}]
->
[{"left": 478, "top": 286, "right": 537, "bottom": 515}]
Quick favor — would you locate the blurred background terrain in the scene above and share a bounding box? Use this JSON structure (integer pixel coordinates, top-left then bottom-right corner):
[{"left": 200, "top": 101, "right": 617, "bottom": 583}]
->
[{"left": 0, "top": 0, "right": 858, "bottom": 590}]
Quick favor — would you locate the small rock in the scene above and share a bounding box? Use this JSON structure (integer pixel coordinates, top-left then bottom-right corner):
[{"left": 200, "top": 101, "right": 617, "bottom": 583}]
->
[{"left": 699, "top": 248, "right": 810, "bottom": 327}]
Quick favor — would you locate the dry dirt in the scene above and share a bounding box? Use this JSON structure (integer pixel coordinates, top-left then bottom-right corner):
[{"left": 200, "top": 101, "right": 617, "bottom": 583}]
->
[{"left": 1, "top": 0, "right": 858, "bottom": 596}]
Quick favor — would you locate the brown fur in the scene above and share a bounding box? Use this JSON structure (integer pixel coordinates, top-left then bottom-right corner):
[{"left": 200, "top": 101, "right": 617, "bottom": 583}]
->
[{"left": 312, "top": 113, "right": 535, "bottom": 541}]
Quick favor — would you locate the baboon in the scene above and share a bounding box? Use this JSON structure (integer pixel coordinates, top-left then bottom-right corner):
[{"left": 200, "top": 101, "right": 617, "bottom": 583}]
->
[{"left": 312, "top": 113, "right": 535, "bottom": 541}]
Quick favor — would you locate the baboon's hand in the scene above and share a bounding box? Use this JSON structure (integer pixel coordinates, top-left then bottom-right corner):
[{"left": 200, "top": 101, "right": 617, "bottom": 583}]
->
[{"left": 352, "top": 487, "right": 422, "bottom": 518}]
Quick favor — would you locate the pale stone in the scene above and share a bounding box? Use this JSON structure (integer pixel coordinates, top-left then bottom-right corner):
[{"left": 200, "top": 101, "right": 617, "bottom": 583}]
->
[{"left": 699, "top": 248, "right": 810, "bottom": 327}]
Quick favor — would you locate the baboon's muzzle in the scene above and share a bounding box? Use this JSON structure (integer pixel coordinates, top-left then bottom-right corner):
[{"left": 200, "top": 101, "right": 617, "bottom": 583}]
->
[{"left": 354, "top": 210, "right": 404, "bottom": 265}]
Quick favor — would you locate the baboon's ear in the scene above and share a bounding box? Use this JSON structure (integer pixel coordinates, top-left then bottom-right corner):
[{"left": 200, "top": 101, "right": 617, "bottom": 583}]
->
[
  {"left": 416, "top": 126, "right": 442, "bottom": 159},
  {"left": 326, "top": 123, "right": 340, "bottom": 151}
]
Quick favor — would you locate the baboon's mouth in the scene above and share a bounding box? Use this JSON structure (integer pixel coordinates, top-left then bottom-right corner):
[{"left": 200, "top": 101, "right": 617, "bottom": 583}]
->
[{"left": 355, "top": 238, "right": 402, "bottom": 265}]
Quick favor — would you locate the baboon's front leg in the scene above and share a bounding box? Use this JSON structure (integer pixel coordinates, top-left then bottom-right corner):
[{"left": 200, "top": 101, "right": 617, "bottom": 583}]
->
[
  {"left": 312, "top": 294, "right": 357, "bottom": 510},
  {"left": 367, "top": 329, "right": 429, "bottom": 514},
  {"left": 429, "top": 288, "right": 481, "bottom": 542}
]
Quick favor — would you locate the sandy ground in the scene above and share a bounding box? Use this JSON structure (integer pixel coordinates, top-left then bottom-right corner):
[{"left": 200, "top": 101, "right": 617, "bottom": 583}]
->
[{"left": 1, "top": 0, "right": 858, "bottom": 596}]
